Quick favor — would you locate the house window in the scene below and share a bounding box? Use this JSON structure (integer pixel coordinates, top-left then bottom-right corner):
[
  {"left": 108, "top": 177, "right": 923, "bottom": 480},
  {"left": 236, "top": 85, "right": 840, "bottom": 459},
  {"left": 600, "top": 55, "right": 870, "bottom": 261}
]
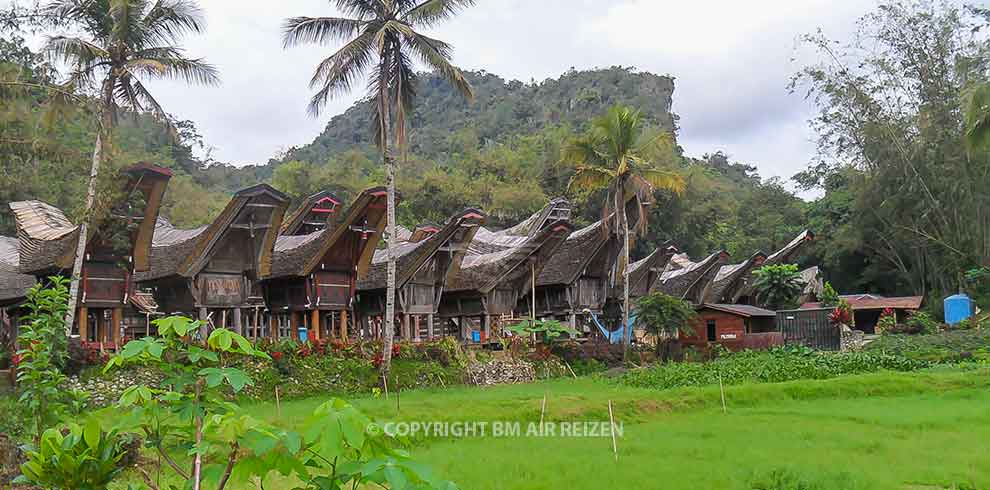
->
[{"left": 706, "top": 320, "right": 717, "bottom": 342}]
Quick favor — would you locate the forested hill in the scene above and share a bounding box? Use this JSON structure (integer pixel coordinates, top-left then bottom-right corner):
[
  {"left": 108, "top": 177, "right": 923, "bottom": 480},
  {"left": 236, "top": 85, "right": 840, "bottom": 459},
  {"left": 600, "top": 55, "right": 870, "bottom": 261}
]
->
[{"left": 278, "top": 67, "right": 677, "bottom": 166}]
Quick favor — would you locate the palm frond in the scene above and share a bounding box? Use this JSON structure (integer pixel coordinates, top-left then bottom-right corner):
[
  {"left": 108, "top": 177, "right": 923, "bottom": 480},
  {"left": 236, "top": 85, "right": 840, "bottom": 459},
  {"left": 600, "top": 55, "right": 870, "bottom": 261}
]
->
[
  {"left": 109, "top": 0, "right": 143, "bottom": 45},
  {"left": 561, "top": 133, "right": 609, "bottom": 169},
  {"left": 567, "top": 165, "right": 616, "bottom": 194},
  {"left": 397, "top": 27, "right": 472, "bottom": 100},
  {"left": 126, "top": 52, "right": 218, "bottom": 85},
  {"left": 637, "top": 167, "right": 686, "bottom": 196},
  {"left": 281, "top": 16, "right": 368, "bottom": 48},
  {"left": 142, "top": 0, "right": 206, "bottom": 46},
  {"left": 331, "top": 0, "right": 385, "bottom": 19},
  {"left": 43, "top": 36, "right": 111, "bottom": 67},
  {"left": 402, "top": 0, "right": 476, "bottom": 28},
  {"left": 305, "top": 28, "right": 378, "bottom": 117}
]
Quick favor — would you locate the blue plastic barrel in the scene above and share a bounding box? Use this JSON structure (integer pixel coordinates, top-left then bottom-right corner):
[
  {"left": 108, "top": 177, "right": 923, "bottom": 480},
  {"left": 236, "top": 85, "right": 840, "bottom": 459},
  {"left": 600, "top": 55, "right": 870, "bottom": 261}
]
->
[
  {"left": 944, "top": 294, "right": 973, "bottom": 325},
  {"left": 471, "top": 330, "right": 481, "bottom": 343},
  {"left": 298, "top": 327, "right": 309, "bottom": 343}
]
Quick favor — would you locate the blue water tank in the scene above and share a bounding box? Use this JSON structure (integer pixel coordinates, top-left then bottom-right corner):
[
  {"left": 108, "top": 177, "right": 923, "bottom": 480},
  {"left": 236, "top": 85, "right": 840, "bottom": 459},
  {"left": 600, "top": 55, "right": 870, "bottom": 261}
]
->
[
  {"left": 297, "top": 326, "right": 309, "bottom": 343},
  {"left": 944, "top": 294, "right": 973, "bottom": 325}
]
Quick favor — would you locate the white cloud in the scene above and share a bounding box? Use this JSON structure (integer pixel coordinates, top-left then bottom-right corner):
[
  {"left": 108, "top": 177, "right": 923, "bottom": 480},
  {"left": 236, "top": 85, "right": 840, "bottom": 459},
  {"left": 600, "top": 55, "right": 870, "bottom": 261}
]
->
[{"left": 5, "top": 0, "right": 884, "bottom": 185}]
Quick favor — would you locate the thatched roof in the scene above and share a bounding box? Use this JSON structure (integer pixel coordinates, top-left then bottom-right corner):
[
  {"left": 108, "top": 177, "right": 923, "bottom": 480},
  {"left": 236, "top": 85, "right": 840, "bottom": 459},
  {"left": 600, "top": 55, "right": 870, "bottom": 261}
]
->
[
  {"left": 447, "top": 220, "right": 573, "bottom": 294},
  {"left": 10, "top": 200, "right": 78, "bottom": 274},
  {"left": 799, "top": 266, "right": 824, "bottom": 299},
  {"left": 626, "top": 245, "right": 677, "bottom": 298},
  {"left": 281, "top": 190, "right": 343, "bottom": 235},
  {"left": 468, "top": 198, "right": 571, "bottom": 255},
  {"left": 536, "top": 220, "right": 612, "bottom": 287},
  {"left": 666, "top": 253, "right": 694, "bottom": 271},
  {"left": 765, "top": 230, "right": 814, "bottom": 265},
  {"left": 268, "top": 187, "right": 388, "bottom": 279},
  {"left": 0, "top": 235, "right": 35, "bottom": 302},
  {"left": 704, "top": 251, "right": 766, "bottom": 303},
  {"left": 358, "top": 209, "right": 485, "bottom": 291},
  {"left": 652, "top": 251, "right": 727, "bottom": 301},
  {"left": 137, "top": 184, "right": 289, "bottom": 282}
]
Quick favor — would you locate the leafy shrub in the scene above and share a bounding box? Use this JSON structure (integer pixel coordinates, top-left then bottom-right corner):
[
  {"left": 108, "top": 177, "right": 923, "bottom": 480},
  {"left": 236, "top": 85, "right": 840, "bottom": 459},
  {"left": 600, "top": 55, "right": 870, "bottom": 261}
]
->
[
  {"left": 16, "top": 420, "right": 126, "bottom": 490},
  {"left": 865, "top": 329, "right": 990, "bottom": 363},
  {"left": 829, "top": 299, "right": 854, "bottom": 327},
  {"left": 550, "top": 340, "right": 625, "bottom": 367},
  {"left": 886, "top": 311, "right": 941, "bottom": 335},
  {"left": 876, "top": 308, "right": 896, "bottom": 335},
  {"left": 820, "top": 282, "right": 840, "bottom": 307},
  {"left": 620, "top": 347, "right": 927, "bottom": 390}
]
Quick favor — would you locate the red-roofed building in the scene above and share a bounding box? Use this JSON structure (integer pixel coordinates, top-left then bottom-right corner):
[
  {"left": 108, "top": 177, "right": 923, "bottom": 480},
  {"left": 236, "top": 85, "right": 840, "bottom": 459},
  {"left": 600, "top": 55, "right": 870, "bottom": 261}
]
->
[
  {"left": 681, "top": 303, "right": 782, "bottom": 351},
  {"left": 799, "top": 294, "right": 924, "bottom": 333}
]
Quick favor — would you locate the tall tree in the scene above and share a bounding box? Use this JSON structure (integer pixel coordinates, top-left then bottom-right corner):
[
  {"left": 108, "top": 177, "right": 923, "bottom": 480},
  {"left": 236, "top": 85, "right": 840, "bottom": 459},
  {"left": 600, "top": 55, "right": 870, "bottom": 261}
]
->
[
  {"left": 42, "top": 0, "right": 218, "bottom": 332},
  {"left": 283, "top": 0, "right": 474, "bottom": 373},
  {"left": 564, "top": 105, "right": 684, "bottom": 360}
]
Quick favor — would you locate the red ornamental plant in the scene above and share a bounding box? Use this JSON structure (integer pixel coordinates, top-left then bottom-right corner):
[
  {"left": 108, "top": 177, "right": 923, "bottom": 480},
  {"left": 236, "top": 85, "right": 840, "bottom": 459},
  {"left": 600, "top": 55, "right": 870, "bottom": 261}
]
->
[
  {"left": 271, "top": 351, "right": 284, "bottom": 362},
  {"left": 830, "top": 302, "right": 854, "bottom": 326}
]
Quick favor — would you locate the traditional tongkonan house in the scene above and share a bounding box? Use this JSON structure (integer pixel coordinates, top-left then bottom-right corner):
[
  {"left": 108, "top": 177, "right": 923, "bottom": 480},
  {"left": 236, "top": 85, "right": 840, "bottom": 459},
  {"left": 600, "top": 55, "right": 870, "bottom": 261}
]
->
[
  {"left": 136, "top": 184, "right": 289, "bottom": 339},
  {"left": 263, "top": 187, "right": 387, "bottom": 341},
  {"left": 733, "top": 230, "right": 814, "bottom": 305},
  {"left": 439, "top": 216, "right": 573, "bottom": 342},
  {"left": 9, "top": 164, "right": 172, "bottom": 346},
  {"left": 652, "top": 251, "right": 730, "bottom": 304},
  {"left": 625, "top": 245, "right": 678, "bottom": 300},
  {"left": 703, "top": 251, "right": 767, "bottom": 304},
  {"left": 280, "top": 190, "right": 343, "bottom": 236},
  {"left": 356, "top": 209, "right": 486, "bottom": 341}
]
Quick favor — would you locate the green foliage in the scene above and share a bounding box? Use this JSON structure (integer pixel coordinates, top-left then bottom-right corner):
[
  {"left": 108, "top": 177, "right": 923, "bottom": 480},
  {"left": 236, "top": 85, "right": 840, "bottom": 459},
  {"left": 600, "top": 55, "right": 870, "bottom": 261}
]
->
[
  {"left": 876, "top": 309, "right": 897, "bottom": 335},
  {"left": 752, "top": 264, "right": 804, "bottom": 310},
  {"left": 635, "top": 292, "right": 697, "bottom": 358},
  {"left": 903, "top": 311, "right": 941, "bottom": 336},
  {"left": 865, "top": 329, "right": 990, "bottom": 363},
  {"left": 506, "top": 319, "right": 578, "bottom": 346},
  {"left": 620, "top": 347, "right": 928, "bottom": 391},
  {"left": 794, "top": 1, "right": 990, "bottom": 301},
  {"left": 820, "top": 282, "right": 840, "bottom": 307},
  {"left": 829, "top": 299, "right": 854, "bottom": 327},
  {"left": 15, "top": 277, "right": 80, "bottom": 440},
  {"left": 16, "top": 419, "right": 126, "bottom": 490}
]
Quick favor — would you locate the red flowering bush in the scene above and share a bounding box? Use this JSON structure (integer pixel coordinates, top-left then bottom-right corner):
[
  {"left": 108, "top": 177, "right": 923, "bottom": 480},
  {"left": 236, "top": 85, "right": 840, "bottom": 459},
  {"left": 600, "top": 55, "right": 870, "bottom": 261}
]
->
[{"left": 830, "top": 300, "right": 854, "bottom": 327}]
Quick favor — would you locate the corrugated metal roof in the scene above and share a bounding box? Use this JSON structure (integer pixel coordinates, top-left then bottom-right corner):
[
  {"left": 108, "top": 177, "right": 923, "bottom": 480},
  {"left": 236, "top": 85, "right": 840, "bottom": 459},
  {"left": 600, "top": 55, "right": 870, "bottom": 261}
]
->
[
  {"left": 699, "top": 303, "right": 777, "bottom": 317},
  {"left": 800, "top": 295, "right": 924, "bottom": 310}
]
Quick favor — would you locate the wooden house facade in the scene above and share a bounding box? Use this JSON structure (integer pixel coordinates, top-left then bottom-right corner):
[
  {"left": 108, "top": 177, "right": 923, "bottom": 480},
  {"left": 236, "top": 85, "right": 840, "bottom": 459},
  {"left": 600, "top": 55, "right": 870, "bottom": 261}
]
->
[
  {"left": 136, "top": 184, "right": 288, "bottom": 339},
  {"left": 357, "top": 209, "right": 485, "bottom": 341},
  {"left": 9, "top": 163, "right": 172, "bottom": 345},
  {"left": 440, "top": 217, "right": 573, "bottom": 342},
  {"left": 681, "top": 304, "right": 781, "bottom": 351},
  {"left": 263, "top": 187, "right": 387, "bottom": 341}
]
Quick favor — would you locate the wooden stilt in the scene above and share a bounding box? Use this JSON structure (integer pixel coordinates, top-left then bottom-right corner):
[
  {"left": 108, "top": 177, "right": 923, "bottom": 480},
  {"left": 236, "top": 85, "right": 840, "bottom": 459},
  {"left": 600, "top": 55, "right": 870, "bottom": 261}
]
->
[
  {"left": 341, "top": 309, "right": 349, "bottom": 342},
  {"left": 413, "top": 315, "right": 421, "bottom": 341},
  {"left": 111, "top": 307, "right": 123, "bottom": 347},
  {"left": 233, "top": 308, "right": 243, "bottom": 336},
  {"left": 427, "top": 313, "right": 434, "bottom": 339},
  {"left": 198, "top": 307, "right": 209, "bottom": 341},
  {"left": 78, "top": 307, "right": 88, "bottom": 341},
  {"left": 311, "top": 309, "right": 321, "bottom": 341},
  {"left": 403, "top": 314, "right": 411, "bottom": 340},
  {"left": 292, "top": 311, "right": 303, "bottom": 340}
]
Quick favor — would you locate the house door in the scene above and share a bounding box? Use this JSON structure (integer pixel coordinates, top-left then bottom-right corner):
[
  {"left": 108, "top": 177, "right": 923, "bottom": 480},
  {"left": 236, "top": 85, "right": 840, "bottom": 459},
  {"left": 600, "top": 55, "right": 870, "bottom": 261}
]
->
[{"left": 706, "top": 320, "right": 717, "bottom": 342}]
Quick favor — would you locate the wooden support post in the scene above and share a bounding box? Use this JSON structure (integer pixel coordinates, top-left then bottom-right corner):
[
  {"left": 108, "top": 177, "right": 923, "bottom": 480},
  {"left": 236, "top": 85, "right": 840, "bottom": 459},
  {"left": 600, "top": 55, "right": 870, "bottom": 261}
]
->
[
  {"left": 570, "top": 312, "right": 577, "bottom": 331},
  {"left": 78, "top": 307, "right": 88, "bottom": 341},
  {"left": 403, "top": 314, "right": 411, "bottom": 340},
  {"left": 483, "top": 315, "right": 491, "bottom": 342},
  {"left": 427, "top": 313, "right": 434, "bottom": 339},
  {"left": 311, "top": 309, "right": 321, "bottom": 341},
  {"left": 198, "top": 307, "right": 209, "bottom": 341},
  {"left": 341, "top": 309, "right": 349, "bottom": 342},
  {"left": 269, "top": 314, "right": 277, "bottom": 340},
  {"left": 413, "top": 315, "right": 421, "bottom": 342},
  {"left": 111, "top": 307, "right": 123, "bottom": 347},
  {"left": 233, "top": 308, "right": 243, "bottom": 336},
  {"left": 292, "top": 311, "right": 303, "bottom": 340}
]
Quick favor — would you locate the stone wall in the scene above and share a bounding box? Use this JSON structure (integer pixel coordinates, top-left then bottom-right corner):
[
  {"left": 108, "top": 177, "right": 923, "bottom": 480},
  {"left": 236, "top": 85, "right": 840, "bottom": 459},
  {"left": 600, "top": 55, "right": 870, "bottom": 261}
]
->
[{"left": 840, "top": 325, "right": 866, "bottom": 352}]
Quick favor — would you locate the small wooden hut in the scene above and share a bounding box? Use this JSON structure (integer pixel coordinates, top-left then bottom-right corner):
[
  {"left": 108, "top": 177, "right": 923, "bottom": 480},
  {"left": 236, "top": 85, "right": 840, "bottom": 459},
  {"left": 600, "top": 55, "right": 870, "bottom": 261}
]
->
[
  {"left": 357, "top": 209, "right": 485, "bottom": 341},
  {"left": 10, "top": 163, "right": 172, "bottom": 345},
  {"left": 262, "top": 187, "right": 387, "bottom": 341},
  {"left": 136, "top": 183, "right": 288, "bottom": 339}
]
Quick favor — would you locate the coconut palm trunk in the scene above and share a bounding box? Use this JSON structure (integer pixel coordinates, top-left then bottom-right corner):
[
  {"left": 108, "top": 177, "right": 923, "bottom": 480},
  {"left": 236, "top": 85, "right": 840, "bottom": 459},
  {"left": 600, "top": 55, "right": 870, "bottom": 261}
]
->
[
  {"left": 379, "top": 56, "right": 397, "bottom": 374},
  {"left": 65, "top": 77, "right": 115, "bottom": 334}
]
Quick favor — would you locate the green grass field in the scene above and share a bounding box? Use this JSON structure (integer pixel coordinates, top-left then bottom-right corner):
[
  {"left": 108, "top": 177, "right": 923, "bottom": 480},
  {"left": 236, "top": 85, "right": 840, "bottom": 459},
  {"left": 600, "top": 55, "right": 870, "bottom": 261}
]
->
[{"left": 234, "top": 366, "right": 990, "bottom": 490}]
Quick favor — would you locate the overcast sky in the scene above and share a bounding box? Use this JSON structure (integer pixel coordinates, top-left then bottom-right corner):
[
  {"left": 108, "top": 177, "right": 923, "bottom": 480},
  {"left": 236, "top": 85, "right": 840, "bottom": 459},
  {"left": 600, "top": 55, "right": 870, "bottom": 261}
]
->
[{"left": 14, "top": 0, "right": 883, "bottom": 186}]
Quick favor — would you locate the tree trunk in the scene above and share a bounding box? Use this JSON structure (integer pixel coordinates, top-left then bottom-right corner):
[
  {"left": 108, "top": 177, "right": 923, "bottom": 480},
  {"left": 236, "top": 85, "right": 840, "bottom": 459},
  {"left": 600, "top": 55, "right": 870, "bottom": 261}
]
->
[
  {"left": 380, "top": 70, "right": 396, "bottom": 375},
  {"left": 65, "top": 78, "right": 114, "bottom": 335},
  {"left": 619, "top": 191, "right": 630, "bottom": 362}
]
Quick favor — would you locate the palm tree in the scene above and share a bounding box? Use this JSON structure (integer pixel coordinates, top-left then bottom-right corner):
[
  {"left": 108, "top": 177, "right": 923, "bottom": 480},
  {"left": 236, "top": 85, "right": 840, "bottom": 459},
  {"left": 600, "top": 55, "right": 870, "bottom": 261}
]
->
[
  {"left": 283, "top": 0, "right": 474, "bottom": 374},
  {"left": 43, "top": 0, "right": 219, "bottom": 332},
  {"left": 564, "top": 105, "right": 685, "bottom": 360}
]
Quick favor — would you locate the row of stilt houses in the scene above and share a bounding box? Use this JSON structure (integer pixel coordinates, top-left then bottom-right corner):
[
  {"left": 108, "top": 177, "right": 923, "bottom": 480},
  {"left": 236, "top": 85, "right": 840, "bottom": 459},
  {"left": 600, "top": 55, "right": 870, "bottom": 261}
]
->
[{"left": 0, "top": 168, "right": 819, "bottom": 348}]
